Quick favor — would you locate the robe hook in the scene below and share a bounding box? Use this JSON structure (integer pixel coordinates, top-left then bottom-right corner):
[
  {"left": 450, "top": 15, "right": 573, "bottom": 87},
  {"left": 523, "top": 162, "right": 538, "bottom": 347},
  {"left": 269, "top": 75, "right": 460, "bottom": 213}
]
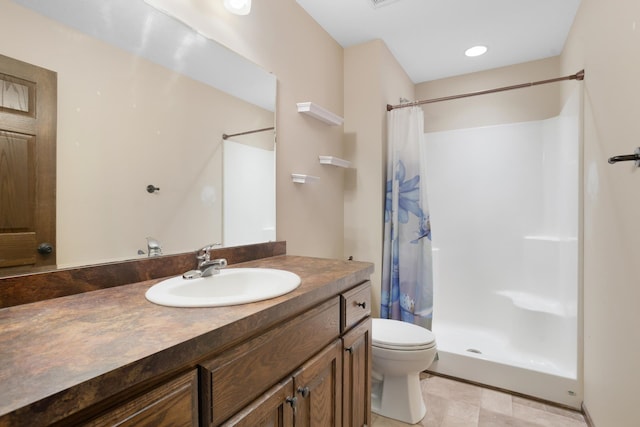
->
[{"left": 608, "top": 147, "right": 640, "bottom": 167}]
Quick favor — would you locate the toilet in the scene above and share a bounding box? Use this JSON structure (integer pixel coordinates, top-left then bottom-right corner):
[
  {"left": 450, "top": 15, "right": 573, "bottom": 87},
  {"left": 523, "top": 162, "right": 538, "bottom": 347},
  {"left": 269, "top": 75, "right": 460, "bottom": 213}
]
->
[{"left": 371, "top": 318, "right": 437, "bottom": 424}]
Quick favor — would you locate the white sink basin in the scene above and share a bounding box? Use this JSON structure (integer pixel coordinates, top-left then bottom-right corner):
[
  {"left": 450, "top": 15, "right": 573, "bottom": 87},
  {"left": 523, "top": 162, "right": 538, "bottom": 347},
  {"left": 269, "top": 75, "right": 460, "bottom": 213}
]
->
[{"left": 145, "top": 268, "right": 301, "bottom": 307}]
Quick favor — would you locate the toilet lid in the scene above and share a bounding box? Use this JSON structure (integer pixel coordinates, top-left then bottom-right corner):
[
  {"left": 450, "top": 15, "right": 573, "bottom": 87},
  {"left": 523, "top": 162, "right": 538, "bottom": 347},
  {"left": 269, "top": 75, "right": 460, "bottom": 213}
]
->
[{"left": 372, "top": 318, "right": 436, "bottom": 350}]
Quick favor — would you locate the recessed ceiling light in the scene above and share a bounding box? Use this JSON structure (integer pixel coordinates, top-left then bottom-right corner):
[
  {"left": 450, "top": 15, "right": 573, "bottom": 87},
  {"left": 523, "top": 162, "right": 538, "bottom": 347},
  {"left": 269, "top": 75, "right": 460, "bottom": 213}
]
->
[{"left": 465, "top": 45, "right": 488, "bottom": 57}]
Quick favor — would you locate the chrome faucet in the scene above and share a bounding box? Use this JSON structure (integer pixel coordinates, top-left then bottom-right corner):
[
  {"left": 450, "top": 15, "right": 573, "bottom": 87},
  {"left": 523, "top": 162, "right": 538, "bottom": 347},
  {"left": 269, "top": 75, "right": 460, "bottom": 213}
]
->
[
  {"left": 146, "top": 237, "right": 162, "bottom": 257},
  {"left": 183, "top": 243, "right": 226, "bottom": 279}
]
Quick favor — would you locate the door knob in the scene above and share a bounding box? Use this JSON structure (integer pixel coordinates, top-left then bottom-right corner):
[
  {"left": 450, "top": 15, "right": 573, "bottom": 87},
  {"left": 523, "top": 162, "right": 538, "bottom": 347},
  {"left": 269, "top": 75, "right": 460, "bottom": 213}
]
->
[{"left": 37, "top": 243, "right": 53, "bottom": 255}]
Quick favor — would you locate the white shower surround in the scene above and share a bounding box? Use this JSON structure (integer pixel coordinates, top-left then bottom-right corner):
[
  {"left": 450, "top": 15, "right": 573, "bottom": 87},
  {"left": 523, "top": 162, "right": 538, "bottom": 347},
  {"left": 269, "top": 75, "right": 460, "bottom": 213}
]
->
[
  {"left": 223, "top": 140, "right": 276, "bottom": 247},
  {"left": 426, "top": 89, "right": 582, "bottom": 408}
]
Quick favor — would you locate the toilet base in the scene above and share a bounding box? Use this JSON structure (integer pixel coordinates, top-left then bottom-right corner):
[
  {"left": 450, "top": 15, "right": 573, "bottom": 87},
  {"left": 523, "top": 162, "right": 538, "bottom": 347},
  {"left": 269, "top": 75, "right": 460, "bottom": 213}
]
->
[{"left": 371, "top": 371, "right": 426, "bottom": 424}]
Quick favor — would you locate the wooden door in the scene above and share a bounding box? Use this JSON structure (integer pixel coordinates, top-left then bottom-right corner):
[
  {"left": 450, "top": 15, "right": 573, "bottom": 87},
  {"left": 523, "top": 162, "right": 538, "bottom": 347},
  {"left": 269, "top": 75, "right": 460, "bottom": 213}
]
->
[
  {"left": 221, "top": 378, "right": 295, "bottom": 427},
  {"left": 342, "top": 318, "right": 372, "bottom": 427},
  {"left": 0, "top": 54, "right": 56, "bottom": 271},
  {"left": 293, "top": 340, "right": 343, "bottom": 427}
]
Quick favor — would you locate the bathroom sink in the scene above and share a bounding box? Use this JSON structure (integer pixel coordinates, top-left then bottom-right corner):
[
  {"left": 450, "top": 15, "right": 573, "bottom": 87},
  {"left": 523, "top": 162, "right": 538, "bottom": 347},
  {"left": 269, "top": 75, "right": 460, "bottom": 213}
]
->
[{"left": 145, "top": 268, "right": 301, "bottom": 307}]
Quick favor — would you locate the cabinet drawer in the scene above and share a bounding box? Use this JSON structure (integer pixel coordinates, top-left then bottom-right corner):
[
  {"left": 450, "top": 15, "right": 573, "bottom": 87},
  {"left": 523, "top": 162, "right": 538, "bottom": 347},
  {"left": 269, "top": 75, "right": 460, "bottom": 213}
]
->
[
  {"left": 86, "top": 370, "right": 198, "bottom": 427},
  {"left": 200, "top": 297, "right": 341, "bottom": 426},
  {"left": 341, "top": 281, "right": 371, "bottom": 332}
]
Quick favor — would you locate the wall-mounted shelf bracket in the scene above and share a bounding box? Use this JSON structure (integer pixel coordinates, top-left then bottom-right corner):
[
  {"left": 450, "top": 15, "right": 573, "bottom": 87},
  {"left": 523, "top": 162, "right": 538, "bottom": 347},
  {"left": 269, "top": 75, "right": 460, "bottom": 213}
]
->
[{"left": 297, "top": 102, "right": 344, "bottom": 126}]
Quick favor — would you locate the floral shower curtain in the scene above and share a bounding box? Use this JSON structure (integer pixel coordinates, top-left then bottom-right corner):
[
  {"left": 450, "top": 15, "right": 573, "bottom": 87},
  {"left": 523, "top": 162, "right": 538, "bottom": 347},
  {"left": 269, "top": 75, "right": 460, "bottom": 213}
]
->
[{"left": 381, "top": 106, "right": 434, "bottom": 329}]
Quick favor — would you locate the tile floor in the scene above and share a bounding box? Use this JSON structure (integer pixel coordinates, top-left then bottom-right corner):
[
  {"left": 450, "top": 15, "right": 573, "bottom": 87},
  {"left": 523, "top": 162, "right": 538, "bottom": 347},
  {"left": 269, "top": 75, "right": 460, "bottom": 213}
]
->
[{"left": 371, "top": 374, "right": 588, "bottom": 427}]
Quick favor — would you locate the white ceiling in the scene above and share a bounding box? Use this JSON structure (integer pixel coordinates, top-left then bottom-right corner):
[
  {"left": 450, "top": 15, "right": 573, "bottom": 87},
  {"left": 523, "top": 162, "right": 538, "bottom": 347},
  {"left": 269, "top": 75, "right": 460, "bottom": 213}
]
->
[{"left": 295, "top": 0, "right": 582, "bottom": 83}]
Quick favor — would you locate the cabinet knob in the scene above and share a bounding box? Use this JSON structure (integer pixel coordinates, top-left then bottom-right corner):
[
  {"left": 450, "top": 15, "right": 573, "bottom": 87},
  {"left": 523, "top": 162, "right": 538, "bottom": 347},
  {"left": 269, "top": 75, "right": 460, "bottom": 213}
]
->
[
  {"left": 345, "top": 346, "right": 353, "bottom": 354},
  {"left": 297, "top": 386, "right": 310, "bottom": 398},
  {"left": 286, "top": 396, "right": 297, "bottom": 406},
  {"left": 356, "top": 301, "right": 366, "bottom": 309},
  {"left": 286, "top": 396, "right": 297, "bottom": 411}
]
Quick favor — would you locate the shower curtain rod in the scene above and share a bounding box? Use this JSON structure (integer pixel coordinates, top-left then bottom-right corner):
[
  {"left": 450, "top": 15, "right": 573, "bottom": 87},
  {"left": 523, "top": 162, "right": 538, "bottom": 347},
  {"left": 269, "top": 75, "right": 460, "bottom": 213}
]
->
[
  {"left": 222, "top": 126, "right": 275, "bottom": 140},
  {"left": 386, "top": 69, "right": 585, "bottom": 111}
]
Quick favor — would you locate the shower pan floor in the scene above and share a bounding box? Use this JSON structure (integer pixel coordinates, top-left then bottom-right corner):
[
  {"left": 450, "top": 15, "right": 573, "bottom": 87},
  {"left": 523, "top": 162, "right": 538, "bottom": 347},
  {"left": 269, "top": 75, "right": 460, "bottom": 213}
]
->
[
  {"left": 434, "top": 323, "right": 575, "bottom": 377},
  {"left": 431, "top": 323, "right": 581, "bottom": 408}
]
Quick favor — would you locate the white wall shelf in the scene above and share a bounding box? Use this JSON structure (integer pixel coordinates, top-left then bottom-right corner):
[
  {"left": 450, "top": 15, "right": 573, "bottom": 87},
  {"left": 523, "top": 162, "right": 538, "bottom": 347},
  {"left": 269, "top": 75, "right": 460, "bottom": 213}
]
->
[
  {"left": 319, "top": 156, "right": 351, "bottom": 168},
  {"left": 297, "top": 102, "right": 344, "bottom": 126},
  {"left": 291, "top": 174, "right": 320, "bottom": 184}
]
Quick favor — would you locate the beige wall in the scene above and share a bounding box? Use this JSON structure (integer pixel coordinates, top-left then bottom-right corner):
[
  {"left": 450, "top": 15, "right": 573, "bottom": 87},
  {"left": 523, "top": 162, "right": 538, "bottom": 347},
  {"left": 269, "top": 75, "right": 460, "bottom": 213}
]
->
[
  {"left": 561, "top": 0, "right": 640, "bottom": 425},
  {"left": 344, "top": 40, "right": 415, "bottom": 317}
]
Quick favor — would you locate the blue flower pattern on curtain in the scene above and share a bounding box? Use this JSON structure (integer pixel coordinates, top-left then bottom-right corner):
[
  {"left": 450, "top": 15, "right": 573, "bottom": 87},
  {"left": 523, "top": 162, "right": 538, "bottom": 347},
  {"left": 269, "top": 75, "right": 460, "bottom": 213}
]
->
[{"left": 381, "top": 107, "right": 434, "bottom": 329}]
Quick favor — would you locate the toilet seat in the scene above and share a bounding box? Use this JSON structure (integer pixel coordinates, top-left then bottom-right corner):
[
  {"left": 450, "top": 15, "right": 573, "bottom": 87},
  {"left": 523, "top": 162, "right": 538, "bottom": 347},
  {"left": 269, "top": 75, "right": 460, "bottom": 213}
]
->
[{"left": 372, "top": 318, "right": 436, "bottom": 351}]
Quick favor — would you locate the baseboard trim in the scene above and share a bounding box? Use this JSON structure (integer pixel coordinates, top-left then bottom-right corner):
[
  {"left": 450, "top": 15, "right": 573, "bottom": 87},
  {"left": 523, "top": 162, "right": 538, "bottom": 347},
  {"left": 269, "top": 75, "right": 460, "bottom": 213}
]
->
[
  {"left": 425, "top": 370, "right": 583, "bottom": 414},
  {"left": 582, "top": 403, "right": 595, "bottom": 427}
]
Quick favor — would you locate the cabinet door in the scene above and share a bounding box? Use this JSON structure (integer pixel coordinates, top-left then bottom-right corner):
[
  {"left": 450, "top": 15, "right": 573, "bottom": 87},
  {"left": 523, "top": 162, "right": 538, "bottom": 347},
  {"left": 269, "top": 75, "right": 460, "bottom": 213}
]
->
[
  {"left": 342, "top": 318, "right": 372, "bottom": 427},
  {"left": 293, "top": 339, "right": 343, "bottom": 427},
  {"left": 85, "top": 370, "right": 198, "bottom": 427},
  {"left": 221, "top": 378, "right": 295, "bottom": 427}
]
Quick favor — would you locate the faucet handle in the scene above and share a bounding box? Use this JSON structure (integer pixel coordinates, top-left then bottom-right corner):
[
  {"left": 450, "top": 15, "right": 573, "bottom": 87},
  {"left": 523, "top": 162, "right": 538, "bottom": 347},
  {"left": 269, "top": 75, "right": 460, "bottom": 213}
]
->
[
  {"left": 196, "top": 243, "right": 222, "bottom": 261},
  {"left": 212, "top": 258, "right": 227, "bottom": 269},
  {"left": 146, "top": 237, "right": 162, "bottom": 257}
]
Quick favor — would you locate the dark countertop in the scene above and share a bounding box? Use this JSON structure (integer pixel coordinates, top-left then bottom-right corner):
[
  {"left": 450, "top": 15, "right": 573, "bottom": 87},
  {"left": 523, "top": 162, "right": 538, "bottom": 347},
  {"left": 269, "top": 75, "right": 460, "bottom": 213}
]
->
[{"left": 0, "top": 255, "right": 374, "bottom": 426}]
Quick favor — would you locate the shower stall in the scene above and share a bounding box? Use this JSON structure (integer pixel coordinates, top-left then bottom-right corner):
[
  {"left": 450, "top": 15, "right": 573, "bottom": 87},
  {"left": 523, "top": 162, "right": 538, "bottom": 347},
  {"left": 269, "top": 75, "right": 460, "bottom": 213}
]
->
[{"left": 425, "top": 88, "right": 582, "bottom": 408}]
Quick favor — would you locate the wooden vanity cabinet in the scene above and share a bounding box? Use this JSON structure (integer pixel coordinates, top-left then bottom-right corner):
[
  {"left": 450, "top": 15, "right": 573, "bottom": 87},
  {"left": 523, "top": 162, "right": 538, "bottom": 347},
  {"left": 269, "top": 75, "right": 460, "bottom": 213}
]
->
[
  {"left": 217, "top": 340, "right": 344, "bottom": 427},
  {"left": 201, "top": 281, "right": 372, "bottom": 427},
  {"left": 71, "top": 281, "right": 371, "bottom": 427},
  {"left": 199, "top": 297, "right": 341, "bottom": 426}
]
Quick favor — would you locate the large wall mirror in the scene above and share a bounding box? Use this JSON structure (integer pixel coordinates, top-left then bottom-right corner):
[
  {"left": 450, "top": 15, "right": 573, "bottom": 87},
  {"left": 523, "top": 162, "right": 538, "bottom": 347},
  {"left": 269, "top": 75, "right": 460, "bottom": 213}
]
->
[{"left": 0, "top": 0, "right": 276, "bottom": 275}]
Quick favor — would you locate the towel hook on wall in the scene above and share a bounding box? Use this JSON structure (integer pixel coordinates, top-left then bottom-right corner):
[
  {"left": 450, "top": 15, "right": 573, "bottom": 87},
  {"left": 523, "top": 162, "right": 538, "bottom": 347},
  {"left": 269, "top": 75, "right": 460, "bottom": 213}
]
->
[
  {"left": 608, "top": 147, "right": 640, "bottom": 167},
  {"left": 146, "top": 184, "right": 160, "bottom": 193}
]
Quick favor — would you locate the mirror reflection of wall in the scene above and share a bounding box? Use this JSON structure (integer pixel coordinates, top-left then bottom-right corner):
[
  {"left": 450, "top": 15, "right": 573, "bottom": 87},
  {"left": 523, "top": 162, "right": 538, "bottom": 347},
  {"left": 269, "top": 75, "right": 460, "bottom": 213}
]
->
[{"left": 0, "top": 0, "right": 276, "bottom": 271}]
